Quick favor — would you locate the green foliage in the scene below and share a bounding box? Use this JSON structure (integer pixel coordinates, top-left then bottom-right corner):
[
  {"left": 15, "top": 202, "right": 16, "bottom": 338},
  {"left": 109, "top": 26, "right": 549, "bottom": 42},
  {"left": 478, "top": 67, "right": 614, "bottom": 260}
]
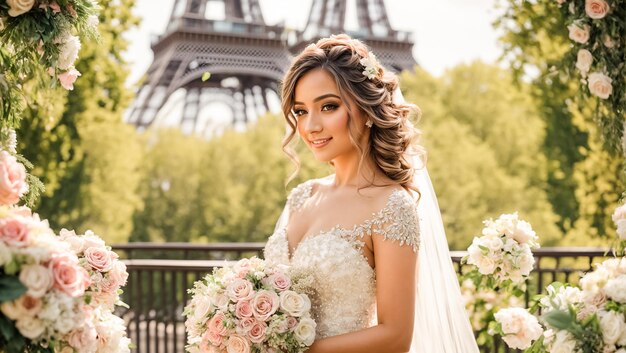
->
[
  {"left": 17, "top": 0, "right": 142, "bottom": 243},
  {"left": 495, "top": 0, "right": 625, "bottom": 242},
  {"left": 401, "top": 63, "right": 562, "bottom": 249},
  {"left": 131, "top": 115, "right": 327, "bottom": 243},
  {"left": 0, "top": 275, "right": 26, "bottom": 302}
]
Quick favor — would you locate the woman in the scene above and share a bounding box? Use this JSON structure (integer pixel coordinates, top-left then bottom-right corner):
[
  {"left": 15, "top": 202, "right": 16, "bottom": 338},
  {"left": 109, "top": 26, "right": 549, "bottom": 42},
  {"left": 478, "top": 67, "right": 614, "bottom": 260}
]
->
[{"left": 264, "top": 34, "right": 479, "bottom": 353}]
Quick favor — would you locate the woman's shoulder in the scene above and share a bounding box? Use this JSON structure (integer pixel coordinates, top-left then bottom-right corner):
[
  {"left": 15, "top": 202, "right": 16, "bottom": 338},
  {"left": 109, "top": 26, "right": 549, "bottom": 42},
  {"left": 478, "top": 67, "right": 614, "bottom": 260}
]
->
[{"left": 285, "top": 176, "right": 329, "bottom": 212}]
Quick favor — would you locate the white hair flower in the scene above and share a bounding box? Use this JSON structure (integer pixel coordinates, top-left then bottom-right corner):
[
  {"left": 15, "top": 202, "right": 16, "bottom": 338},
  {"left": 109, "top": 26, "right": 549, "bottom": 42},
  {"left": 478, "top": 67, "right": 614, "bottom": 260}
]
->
[{"left": 360, "top": 52, "right": 378, "bottom": 80}]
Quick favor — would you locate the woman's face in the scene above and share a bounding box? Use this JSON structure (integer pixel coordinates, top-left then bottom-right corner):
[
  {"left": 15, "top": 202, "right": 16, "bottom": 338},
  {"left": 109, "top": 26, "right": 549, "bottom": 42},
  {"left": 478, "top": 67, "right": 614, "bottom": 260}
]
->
[{"left": 293, "top": 68, "right": 367, "bottom": 163}]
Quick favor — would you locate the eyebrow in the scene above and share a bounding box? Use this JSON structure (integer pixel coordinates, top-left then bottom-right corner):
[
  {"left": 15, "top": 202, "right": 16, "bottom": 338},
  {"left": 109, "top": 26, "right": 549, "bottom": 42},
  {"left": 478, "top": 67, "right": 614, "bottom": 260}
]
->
[{"left": 294, "top": 93, "right": 341, "bottom": 105}]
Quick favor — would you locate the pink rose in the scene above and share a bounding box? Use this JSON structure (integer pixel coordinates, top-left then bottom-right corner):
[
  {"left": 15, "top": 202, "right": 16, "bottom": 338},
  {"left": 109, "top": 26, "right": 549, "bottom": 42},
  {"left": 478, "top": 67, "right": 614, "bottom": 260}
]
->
[
  {"left": 49, "top": 1, "right": 61, "bottom": 14},
  {"left": 58, "top": 68, "right": 81, "bottom": 90},
  {"left": 247, "top": 320, "right": 267, "bottom": 344},
  {"left": 226, "top": 335, "right": 250, "bottom": 353},
  {"left": 585, "top": 0, "right": 609, "bottom": 19},
  {"left": 201, "top": 330, "right": 222, "bottom": 351},
  {"left": 588, "top": 72, "right": 613, "bottom": 99},
  {"left": 0, "top": 151, "right": 28, "bottom": 206},
  {"left": 204, "top": 326, "right": 224, "bottom": 347},
  {"left": 235, "top": 300, "right": 253, "bottom": 318},
  {"left": 68, "top": 325, "right": 97, "bottom": 351},
  {"left": 287, "top": 316, "right": 298, "bottom": 330},
  {"left": 84, "top": 246, "right": 116, "bottom": 272},
  {"left": 268, "top": 272, "right": 291, "bottom": 292},
  {"left": 108, "top": 260, "right": 128, "bottom": 287},
  {"left": 208, "top": 311, "right": 228, "bottom": 336},
  {"left": 11, "top": 206, "right": 32, "bottom": 217},
  {"left": 237, "top": 317, "right": 256, "bottom": 333},
  {"left": 567, "top": 23, "right": 590, "bottom": 44},
  {"left": 227, "top": 278, "right": 255, "bottom": 302},
  {"left": 50, "top": 253, "right": 90, "bottom": 297},
  {"left": 251, "top": 290, "right": 279, "bottom": 321},
  {"left": 0, "top": 217, "right": 29, "bottom": 247}
]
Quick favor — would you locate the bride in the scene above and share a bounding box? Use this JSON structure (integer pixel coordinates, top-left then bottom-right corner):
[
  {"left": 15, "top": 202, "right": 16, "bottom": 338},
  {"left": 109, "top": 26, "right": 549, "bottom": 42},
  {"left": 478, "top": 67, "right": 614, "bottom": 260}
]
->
[{"left": 263, "top": 34, "right": 479, "bottom": 353}]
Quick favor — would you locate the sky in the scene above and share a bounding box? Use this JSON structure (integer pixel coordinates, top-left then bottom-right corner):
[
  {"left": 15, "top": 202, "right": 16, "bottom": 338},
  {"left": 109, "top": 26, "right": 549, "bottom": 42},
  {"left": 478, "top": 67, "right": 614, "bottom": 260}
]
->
[{"left": 122, "top": 0, "right": 504, "bottom": 86}]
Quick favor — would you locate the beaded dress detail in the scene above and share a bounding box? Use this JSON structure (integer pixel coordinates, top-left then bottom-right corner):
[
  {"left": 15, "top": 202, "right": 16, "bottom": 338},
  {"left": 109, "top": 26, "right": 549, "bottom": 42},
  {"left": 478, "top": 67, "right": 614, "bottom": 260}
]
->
[{"left": 263, "top": 178, "right": 421, "bottom": 339}]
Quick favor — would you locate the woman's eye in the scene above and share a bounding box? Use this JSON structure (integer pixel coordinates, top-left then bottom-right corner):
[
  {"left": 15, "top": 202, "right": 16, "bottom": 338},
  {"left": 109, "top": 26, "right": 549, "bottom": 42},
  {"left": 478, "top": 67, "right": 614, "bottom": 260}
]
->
[
  {"left": 322, "top": 104, "right": 338, "bottom": 111},
  {"left": 293, "top": 109, "right": 307, "bottom": 117}
]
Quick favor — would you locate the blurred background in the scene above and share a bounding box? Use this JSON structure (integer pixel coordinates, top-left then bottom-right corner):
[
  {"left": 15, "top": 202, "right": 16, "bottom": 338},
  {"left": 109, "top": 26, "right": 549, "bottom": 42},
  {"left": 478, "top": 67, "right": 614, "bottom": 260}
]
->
[{"left": 17, "top": 0, "right": 624, "bottom": 250}]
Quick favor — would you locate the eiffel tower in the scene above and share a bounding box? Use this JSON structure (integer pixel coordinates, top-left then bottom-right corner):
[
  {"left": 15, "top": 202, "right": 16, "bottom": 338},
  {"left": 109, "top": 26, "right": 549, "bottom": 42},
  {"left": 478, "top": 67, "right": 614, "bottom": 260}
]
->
[{"left": 127, "top": 0, "right": 416, "bottom": 134}]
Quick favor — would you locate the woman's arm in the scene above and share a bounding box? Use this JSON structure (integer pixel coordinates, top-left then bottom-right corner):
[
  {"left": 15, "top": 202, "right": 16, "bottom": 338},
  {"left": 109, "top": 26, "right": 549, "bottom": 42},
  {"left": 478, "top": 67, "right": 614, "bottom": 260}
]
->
[{"left": 305, "top": 234, "right": 418, "bottom": 353}]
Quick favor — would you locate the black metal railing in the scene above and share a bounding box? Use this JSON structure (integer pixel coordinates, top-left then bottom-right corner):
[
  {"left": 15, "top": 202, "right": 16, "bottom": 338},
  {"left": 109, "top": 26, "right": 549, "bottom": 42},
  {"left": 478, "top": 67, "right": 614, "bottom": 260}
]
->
[{"left": 112, "top": 244, "right": 612, "bottom": 353}]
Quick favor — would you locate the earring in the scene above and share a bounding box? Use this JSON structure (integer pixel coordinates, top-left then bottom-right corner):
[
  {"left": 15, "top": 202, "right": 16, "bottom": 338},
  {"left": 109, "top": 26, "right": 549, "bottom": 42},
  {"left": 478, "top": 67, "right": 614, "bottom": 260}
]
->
[{"left": 365, "top": 119, "right": 373, "bottom": 128}]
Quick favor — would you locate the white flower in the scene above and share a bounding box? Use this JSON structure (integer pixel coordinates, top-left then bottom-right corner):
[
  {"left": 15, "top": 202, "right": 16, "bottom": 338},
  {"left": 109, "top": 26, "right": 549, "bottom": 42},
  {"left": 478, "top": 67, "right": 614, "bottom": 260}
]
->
[
  {"left": 494, "top": 307, "right": 543, "bottom": 349},
  {"left": 359, "top": 52, "right": 378, "bottom": 80},
  {"left": 57, "top": 35, "right": 81, "bottom": 71},
  {"left": 604, "top": 275, "right": 626, "bottom": 303},
  {"left": 551, "top": 330, "right": 577, "bottom": 353},
  {"left": 19, "top": 264, "right": 52, "bottom": 298},
  {"left": 87, "top": 15, "right": 99, "bottom": 29},
  {"left": 576, "top": 49, "right": 593, "bottom": 77},
  {"left": 599, "top": 310, "right": 625, "bottom": 345},
  {"left": 7, "top": 0, "right": 34, "bottom": 17},
  {"left": 587, "top": 72, "right": 613, "bottom": 99},
  {"left": 279, "top": 290, "right": 311, "bottom": 317},
  {"left": 293, "top": 317, "right": 316, "bottom": 345},
  {"left": 16, "top": 317, "right": 45, "bottom": 339}
]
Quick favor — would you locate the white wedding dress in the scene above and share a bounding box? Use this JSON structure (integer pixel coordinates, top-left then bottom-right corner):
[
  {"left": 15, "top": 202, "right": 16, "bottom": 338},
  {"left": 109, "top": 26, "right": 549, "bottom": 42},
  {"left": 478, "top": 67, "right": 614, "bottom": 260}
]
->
[
  {"left": 263, "top": 176, "right": 421, "bottom": 338},
  {"left": 263, "top": 171, "right": 480, "bottom": 353}
]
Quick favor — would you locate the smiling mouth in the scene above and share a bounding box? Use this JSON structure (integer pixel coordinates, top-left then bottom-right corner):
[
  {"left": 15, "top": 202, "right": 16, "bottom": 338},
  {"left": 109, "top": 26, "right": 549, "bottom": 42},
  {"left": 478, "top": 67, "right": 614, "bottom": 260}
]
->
[{"left": 310, "top": 138, "right": 332, "bottom": 146}]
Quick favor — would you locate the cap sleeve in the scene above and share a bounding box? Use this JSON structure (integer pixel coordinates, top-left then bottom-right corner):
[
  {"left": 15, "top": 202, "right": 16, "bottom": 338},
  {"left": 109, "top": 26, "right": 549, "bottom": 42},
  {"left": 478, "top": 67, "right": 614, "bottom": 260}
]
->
[{"left": 371, "top": 189, "right": 421, "bottom": 252}]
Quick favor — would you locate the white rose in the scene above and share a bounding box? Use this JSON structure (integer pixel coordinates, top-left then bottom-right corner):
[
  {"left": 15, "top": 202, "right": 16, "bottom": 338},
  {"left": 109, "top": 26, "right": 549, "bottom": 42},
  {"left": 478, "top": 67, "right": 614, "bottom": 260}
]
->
[
  {"left": 615, "top": 219, "right": 626, "bottom": 240},
  {"left": 494, "top": 307, "right": 543, "bottom": 350},
  {"left": 0, "top": 299, "right": 24, "bottom": 320},
  {"left": 483, "top": 236, "right": 504, "bottom": 252},
  {"left": 576, "top": 49, "right": 593, "bottom": 76},
  {"left": 516, "top": 251, "right": 535, "bottom": 277},
  {"left": 192, "top": 295, "right": 213, "bottom": 322},
  {"left": 293, "top": 317, "right": 316, "bottom": 346},
  {"left": 512, "top": 220, "right": 537, "bottom": 245},
  {"left": 279, "top": 291, "right": 311, "bottom": 317},
  {"left": 54, "top": 314, "right": 78, "bottom": 334},
  {"left": 551, "top": 330, "right": 577, "bottom": 353},
  {"left": 604, "top": 275, "right": 626, "bottom": 303},
  {"left": 57, "top": 35, "right": 81, "bottom": 71},
  {"left": 19, "top": 264, "right": 52, "bottom": 298},
  {"left": 588, "top": 72, "right": 613, "bottom": 99},
  {"left": 60, "top": 229, "right": 85, "bottom": 253},
  {"left": 618, "top": 324, "right": 626, "bottom": 346},
  {"left": 0, "top": 241, "right": 11, "bottom": 266},
  {"left": 599, "top": 310, "right": 625, "bottom": 345},
  {"left": 16, "top": 317, "right": 45, "bottom": 339},
  {"left": 568, "top": 23, "right": 591, "bottom": 44},
  {"left": 82, "top": 231, "right": 106, "bottom": 249},
  {"left": 7, "top": 0, "right": 34, "bottom": 17},
  {"left": 214, "top": 293, "right": 229, "bottom": 311}
]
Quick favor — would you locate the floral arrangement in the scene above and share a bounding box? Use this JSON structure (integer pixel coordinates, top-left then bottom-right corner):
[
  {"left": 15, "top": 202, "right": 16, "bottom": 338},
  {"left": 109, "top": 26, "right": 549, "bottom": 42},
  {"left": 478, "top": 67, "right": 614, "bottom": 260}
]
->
[
  {"left": 556, "top": 0, "right": 626, "bottom": 154},
  {"left": 613, "top": 203, "right": 626, "bottom": 254},
  {"left": 465, "top": 212, "right": 540, "bottom": 289},
  {"left": 0, "top": 0, "right": 99, "bottom": 91},
  {"left": 184, "top": 257, "right": 316, "bottom": 353},
  {"left": 0, "top": 148, "right": 130, "bottom": 353}
]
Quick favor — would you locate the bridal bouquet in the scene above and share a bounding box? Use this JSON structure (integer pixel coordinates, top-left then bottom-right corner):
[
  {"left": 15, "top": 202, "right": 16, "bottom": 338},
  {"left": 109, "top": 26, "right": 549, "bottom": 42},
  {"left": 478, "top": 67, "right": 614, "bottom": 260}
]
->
[
  {"left": 494, "top": 257, "right": 626, "bottom": 352},
  {"left": 184, "top": 257, "right": 316, "bottom": 353},
  {"left": 465, "top": 212, "right": 540, "bottom": 288}
]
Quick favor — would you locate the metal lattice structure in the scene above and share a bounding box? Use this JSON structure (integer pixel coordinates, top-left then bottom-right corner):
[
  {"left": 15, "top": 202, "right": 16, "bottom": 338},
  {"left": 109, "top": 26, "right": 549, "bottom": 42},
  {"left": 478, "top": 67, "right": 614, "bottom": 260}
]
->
[{"left": 127, "top": 0, "right": 416, "bottom": 134}]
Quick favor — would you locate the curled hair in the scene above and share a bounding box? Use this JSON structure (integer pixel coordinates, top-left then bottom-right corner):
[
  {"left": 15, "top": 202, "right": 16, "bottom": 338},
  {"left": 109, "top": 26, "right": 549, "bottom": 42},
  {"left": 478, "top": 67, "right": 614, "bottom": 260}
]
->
[{"left": 281, "top": 34, "right": 425, "bottom": 196}]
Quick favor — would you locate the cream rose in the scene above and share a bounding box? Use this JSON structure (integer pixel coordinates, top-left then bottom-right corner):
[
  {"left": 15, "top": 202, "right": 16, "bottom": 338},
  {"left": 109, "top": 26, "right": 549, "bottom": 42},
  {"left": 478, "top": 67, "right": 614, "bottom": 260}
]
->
[
  {"left": 588, "top": 72, "right": 613, "bottom": 99},
  {"left": 551, "top": 331, "right": 577, "bottom": 353},
  {"left": 226, "top": 334, "right": 250, "bottom": 353},
  {"left": 19, "top": 264, "right": 52, "bottom": 298},
  {"left": 599, "top": 310, "right": 625, "bottom": 345},
  {"left": 108, "top": 260, "right": 129, "bottom": 287},
  {"left": 616, "top": 219, "right": 626, "bottom": 240},
  {"left": 585, "top": 0, "right": 610, "bottom": 19},
  {"left": 293, "top": 317, "right": 316, "bottom": 346},
  {"left": 68, "top": 325, "right": 98, "bottom": 352},
  {"left": 16, "top": 317, "right": 45, "bottom": 339},
  {"left": 568, "top": 23, "right": 591, "bottom": 44},
  {"left": 576, "top": 49, "right": 593, "bottom": 76},
  {"left": 604, "top": 275, "right": 626, "bottom": 303},
  {"left": 7, "top": 0, "right": 34, "bottom": 17},
  {"left": 494, "top": 308, "right": 543, "bottom": 350},
  {"left": 279, "top": 290, "right": 311, "bottom": 317},
  {"left": 251, "top": 290, "right": 279, "bottom": 321},
  {"left": 227, "top": 278, "right": 255, "bottom": 302}
]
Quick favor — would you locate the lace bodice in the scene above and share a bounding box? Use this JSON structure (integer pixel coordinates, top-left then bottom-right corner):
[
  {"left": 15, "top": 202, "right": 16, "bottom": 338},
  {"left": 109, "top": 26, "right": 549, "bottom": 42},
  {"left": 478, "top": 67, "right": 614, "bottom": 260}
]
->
[{"left": 263, "top": 178, "right": 421, "bottom": 339}]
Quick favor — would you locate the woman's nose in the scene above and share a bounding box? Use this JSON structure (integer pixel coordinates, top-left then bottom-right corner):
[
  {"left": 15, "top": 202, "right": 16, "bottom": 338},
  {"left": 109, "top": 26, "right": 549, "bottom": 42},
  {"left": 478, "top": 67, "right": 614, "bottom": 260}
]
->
[{"left": 302, "top": 112, "right": 322, "bottom": 133}]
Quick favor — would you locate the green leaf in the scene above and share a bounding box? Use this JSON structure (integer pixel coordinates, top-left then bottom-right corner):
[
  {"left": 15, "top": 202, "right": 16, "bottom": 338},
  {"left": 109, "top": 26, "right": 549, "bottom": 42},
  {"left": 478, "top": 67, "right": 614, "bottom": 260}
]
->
[
  {"left": 543, "top": 309, "right": 574, "bottom": 330},
  {"left": 0, "top": 276, "right": 27, "bottom": 302},
  {"left": 201, "top": 72, "right": 211, "bottom": 82}
]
